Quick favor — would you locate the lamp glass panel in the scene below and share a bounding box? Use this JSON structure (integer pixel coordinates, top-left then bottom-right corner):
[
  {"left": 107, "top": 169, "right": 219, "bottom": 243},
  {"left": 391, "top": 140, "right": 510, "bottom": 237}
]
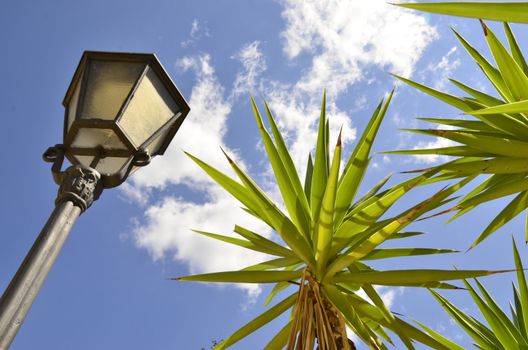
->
[
  {"left": 119, "top": 67, "right": 178, "bottom": 147},
  {"left": 144, "top": 119, "right": 175, "bottom": 155},
  {"left": 94, "top": 157, "right": 130, "bottom": 175},
  {"left": 75, "top": 155, "right": 130, "bottom": 176},
  {"left": 74, "top": 155, "right": 95, "bottom": 168},
  {"left": 66, "top": 75, "right": 82, "bottom": 133},
  {"left": 71, "top": 128, "right": 128, "bottom": 150},
  {"left": 79, "top": 60, "right": 144, "bottom": 120}
]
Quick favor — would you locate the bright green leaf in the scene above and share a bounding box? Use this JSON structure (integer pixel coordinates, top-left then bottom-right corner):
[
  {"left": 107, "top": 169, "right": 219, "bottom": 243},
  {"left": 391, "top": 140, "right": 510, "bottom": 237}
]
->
[
  {"left": 174, "top": 270, "right": 303, "bottom": 284},
  {"left": 395, "top": 2, "right": 528, "bottom": 24}
]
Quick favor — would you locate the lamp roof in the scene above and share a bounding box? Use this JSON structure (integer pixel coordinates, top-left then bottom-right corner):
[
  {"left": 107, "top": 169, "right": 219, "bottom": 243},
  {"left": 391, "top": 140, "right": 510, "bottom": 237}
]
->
[{"left": 63, "top": 51, "right": 190, "bottom": 117}]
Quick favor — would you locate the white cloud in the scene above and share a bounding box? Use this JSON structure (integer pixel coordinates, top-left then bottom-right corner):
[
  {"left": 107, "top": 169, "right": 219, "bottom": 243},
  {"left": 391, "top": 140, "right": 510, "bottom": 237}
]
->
[
  {"left": 181, "top": 19, "right": 210, "bottom": 48},
  {"left": 230, "top": 41, "right": 267, "bottom": 99},
  {"left": 119, "top": 182, "right": 149, "bottom": 206},
  {"left": 133, "top": 192, "right": 269, "bottom": 298},
  {"left": 427, "top": 46, "right": 461, "bottom": 90},
  {"left": 353, "top": 95, "right": 368, "bottom": 112},
  {"left": 280, "top": 0, "right": 438, "bottom": 94}
]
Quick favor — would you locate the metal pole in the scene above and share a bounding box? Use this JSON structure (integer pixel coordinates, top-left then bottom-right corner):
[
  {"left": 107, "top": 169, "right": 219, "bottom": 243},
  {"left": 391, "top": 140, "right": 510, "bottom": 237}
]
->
[{"left": 0, "top": 166, "right": 102, "bottom": 350}]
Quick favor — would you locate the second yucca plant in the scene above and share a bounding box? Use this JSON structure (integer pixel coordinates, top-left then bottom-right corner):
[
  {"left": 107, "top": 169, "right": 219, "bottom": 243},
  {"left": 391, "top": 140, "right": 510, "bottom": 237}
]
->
[
  {"left": 391, "top": 3, "right": 528, "bottom": 248},
  {"left": 432, "top": 238, "right": 528, "bottom": 349},
  {"left": 175, "top": 93, "right": 505, "bottom": 349}
]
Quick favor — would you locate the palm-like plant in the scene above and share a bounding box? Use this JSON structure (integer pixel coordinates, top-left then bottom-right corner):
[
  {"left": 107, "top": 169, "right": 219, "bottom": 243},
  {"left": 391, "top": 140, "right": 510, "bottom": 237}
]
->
[
  {"left": 431, "top": 238, "right": 528, "bottom": 349},
  {"left": 386, "top": 7, "right": 528, "bottom": 247},
  {"left": 173, "top": 93, "right": 504, "bottom": 349}
]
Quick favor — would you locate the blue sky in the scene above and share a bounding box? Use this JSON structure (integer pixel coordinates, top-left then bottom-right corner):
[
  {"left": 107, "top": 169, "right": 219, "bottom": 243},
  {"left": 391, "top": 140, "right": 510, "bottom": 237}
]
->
[{"left": 1, "top": 1, "right": 527, "bottom": 349}]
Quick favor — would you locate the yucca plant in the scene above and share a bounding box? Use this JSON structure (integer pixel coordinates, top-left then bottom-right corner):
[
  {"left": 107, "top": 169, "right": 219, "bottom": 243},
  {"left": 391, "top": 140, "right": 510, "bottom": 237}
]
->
[
  {"left": 386, "top": 5, "right": 528, "bottom": 247},
  {"left": 430, "top": 238, "right": 528, "bottom": 349},
  {"left": 173, "top": 93, "right": 506, "bottom": 349}
]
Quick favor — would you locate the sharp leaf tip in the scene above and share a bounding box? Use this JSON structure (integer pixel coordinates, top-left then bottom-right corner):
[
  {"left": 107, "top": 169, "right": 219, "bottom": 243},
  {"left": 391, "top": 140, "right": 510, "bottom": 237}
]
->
[
  {"left": 220, "top": 147, "right": 234, "bottom": 164},
  {"left": 479, "top": 19, "right": 488, "bottom": 36}
]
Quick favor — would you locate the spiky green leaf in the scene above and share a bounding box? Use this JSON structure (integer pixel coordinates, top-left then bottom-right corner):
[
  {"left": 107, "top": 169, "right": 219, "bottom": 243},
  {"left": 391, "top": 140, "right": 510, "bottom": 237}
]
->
[
  {"left": 174, "top": 270, "right": 303, "bottom": 284},
  {"left": 251, "top": 98, "right": 312, "bottom": 238},
  {"left": 335, "top": 92, "right": 393, "bottom": 226},
  {"left": 311, "top": 91, "right": 328, "bottom": 219},
  {"left": 332, "top": 269, "right": 507, "bottom": 286},
  {"left": 396, "top": 2, "right": 528, "bottom": 23},
  {"left": 315, "top": 131, "right": 342, "bottom": 276},
  {"left": 215, "top": 293, "right": 297, "bottom": 350}
]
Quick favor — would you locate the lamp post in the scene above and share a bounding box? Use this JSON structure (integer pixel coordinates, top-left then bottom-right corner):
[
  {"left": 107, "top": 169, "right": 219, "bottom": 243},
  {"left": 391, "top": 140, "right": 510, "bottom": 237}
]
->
[{"left": 0, "top": 51, "right": 190, "bottom": 349}]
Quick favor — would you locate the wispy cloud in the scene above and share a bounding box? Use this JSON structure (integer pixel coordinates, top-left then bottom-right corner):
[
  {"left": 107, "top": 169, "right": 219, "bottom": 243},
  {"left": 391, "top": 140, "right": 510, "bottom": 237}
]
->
[
  {"left": 280, "top": 0, "right": 438, "bottom": 94},
  {"left": 133, "top": 192, "right": 269, "bottom": 298},
  {"left": 230, "top": 41, "right": 267, "bottom": 100},
  {"left": 180, "top": 19, "right": 210, "bottom": 48},
  {"left": 427, "top": 46, "right": 461, "bottom": 90}
]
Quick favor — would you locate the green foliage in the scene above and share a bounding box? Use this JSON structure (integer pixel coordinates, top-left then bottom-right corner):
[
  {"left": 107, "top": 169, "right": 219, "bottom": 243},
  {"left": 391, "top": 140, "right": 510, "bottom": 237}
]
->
[
  {"left": 431, "top": 239, "right": 528, "bottom": 349},
  {"left": 173, "top": 94, "right": 505, "bottom": 349},
  {"left": 389, "top": 18, "right": 528, "bottom": 247}
]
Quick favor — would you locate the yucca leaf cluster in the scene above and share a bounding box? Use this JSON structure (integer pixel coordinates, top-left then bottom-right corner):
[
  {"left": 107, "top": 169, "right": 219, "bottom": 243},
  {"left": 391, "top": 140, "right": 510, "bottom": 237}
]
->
[
  {"left": 174, "top": 92, "right": 504, "bottom": 349},
  {"left": 388, "top": 16, "right": 528, "bottom": 248},
  {"left": 432, "top": 238, "right": 528, "bottom": 349}
]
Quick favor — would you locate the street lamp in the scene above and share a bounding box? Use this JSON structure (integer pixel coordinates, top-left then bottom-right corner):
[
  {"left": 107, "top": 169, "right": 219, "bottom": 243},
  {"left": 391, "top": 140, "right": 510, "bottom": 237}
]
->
[{"left": 0, "top": 51, "right": 190, "bottom": 349}]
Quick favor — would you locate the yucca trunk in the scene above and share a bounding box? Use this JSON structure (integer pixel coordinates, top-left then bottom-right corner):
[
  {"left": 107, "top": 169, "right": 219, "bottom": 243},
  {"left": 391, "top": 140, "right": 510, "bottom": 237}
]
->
[{"left": 288, "top": 270, "right": 353, "bottom": 350}]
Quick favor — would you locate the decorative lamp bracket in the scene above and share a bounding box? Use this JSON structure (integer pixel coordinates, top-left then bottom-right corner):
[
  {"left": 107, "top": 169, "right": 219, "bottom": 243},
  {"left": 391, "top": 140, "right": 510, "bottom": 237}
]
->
[{"left": 43, "top": 145, "right": 103, "bottom": 212}]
